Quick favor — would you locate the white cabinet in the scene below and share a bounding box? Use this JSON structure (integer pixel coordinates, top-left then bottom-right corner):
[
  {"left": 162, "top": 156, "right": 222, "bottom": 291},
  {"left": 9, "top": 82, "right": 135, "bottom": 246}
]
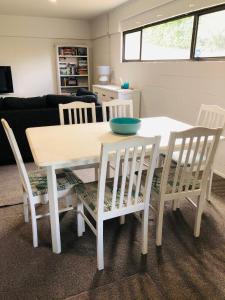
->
[{"left": 92, "top": 85, "right": 141, "bottom": 117}]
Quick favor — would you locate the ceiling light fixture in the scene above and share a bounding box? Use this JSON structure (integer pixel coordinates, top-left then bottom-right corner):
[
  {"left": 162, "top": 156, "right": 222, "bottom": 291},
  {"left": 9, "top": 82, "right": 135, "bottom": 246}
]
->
[{"left": 49, "top": 0, "right": 57, "bottom": 3}]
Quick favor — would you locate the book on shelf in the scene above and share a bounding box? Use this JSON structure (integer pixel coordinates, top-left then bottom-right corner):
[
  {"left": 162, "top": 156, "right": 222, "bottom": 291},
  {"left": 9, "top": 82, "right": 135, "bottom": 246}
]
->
[
  {"left": 78, "top": 68, "right": 88, "bottom": 75},
  {"left": 60, "top": 63, "right": 77, "bottom": 76},
  {"left": 58, "top": 47, "right": 87, "bottom": 56},
  {"left": 61, "top": 77, "right": 78, "bottom": 87}
]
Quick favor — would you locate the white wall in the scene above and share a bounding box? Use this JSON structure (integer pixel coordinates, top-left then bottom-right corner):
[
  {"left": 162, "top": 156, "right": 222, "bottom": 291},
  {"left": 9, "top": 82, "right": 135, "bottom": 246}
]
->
[
  {"left": 0, "top": 15, "right": 91, "bottom": 97},
  {"left": 91, "top": 0, "right": 225, "bottom": 176}
]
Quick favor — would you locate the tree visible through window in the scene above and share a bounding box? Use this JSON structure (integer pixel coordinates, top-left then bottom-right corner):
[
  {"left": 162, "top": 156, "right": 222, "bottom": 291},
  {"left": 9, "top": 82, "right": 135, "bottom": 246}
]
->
[
  {"left": 123, "top": 5, "right": 225, "bottom": 61},
  {"left": 142, "top": 16, "right": 194, "bottom": 60},
  {"left": 195, "top": 10, "right": 225, "bottom": 58}
]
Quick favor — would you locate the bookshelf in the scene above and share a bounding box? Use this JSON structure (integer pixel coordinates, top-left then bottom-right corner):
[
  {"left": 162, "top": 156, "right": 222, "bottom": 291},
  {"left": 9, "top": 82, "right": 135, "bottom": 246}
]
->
[{"left": 56, "top": 45, "right": 90, "bottom": 95}]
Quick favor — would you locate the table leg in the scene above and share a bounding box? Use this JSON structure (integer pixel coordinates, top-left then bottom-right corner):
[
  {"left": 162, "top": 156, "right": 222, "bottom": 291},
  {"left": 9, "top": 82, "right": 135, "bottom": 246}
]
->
[{"left": 47, "top": 166, "right": 61, "bottom": 254}]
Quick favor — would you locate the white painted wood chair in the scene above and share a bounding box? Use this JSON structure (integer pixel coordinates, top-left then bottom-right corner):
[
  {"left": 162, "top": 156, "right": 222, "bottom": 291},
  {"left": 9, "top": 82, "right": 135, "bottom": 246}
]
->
[
  {"left": 59, "top": 101, "right": 96, "bottom": 124},
  {"left": 102, "top": 99, "right": 133, "bottom": 122},
  {"left": 196, "top": 105, "right": 225, "bottom": 201},
  {"left": 76, "top": 136, "right": 160, "bottom": 270},
  {"left": 59, "top": 101, "right": 98, "bottom": 179},
  {"left": 151, "top": 127, "right": 222, "bottom": 246},
  {"left": 172, "top": 105, "right": 225, "bottom": 201},
  {"left": 196, "top": 104, "right": 225, "bottom": 129},
  {"left": 1, "top": 119, "right": 82, "bottom": 248},
  {"left": 102, "top": 99, "right": 134, "bottom": 176}
]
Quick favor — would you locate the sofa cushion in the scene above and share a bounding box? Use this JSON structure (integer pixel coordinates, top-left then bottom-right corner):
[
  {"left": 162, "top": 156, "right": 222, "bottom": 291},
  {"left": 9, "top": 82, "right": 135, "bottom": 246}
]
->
[
  {"left": 4, "top": 96, "right": 47, "bottom": 110},
  {"left": 0, "top": 98, "right": 4, "bottom": 110},
  {"left": 46, "top": 94, "right": 98, "bottom": 108},
  {"left": 76, "top": 88, "right": 97, "bottom": 97}
]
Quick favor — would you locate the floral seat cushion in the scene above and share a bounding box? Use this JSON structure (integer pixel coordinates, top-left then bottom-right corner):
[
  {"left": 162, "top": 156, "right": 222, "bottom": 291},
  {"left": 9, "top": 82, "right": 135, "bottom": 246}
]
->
[
  {"left": 140, "top": 167, "right": 200, "bottom": 194},
  {"left": 29, "top": 169, "right": 83, "bottom": 197},
  {"left": 76, "top": 177, "right": 144, "bottom": 213}
]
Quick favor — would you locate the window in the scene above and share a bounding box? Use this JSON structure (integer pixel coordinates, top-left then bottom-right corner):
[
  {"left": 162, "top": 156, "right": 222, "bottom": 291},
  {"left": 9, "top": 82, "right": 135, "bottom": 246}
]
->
[
  {"left": 124, "top": 30, "right": 141, "bottom": 60},
  {"left": 123, "top": 4, "right": 225, "bottom": 61},
  {"left": 142, "top": 16, "right": 194, "bottom": 60},
  {"left": 195, "top": 10, "right": 225, "bottom": 58}
]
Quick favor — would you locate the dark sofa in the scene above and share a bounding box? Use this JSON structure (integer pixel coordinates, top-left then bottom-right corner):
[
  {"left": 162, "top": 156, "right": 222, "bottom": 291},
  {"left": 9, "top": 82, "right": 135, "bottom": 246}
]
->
[{"left": 0, "top": 93, "right": 102, "bottom": 165}]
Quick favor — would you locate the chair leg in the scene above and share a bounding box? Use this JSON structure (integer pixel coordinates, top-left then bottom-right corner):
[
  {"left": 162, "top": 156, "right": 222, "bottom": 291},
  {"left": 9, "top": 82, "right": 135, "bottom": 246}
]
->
[
  {"left": 94, "top": 166, "right": 98, "bottom": 181},
  {"left": 97, "top": 219, "right": 104, "bottom": 270},
  {"left": 194, "top": 193, "right": 205, "bottom": 237},
  {"left": 156, "top": 198, "right": 165, "bottom": 246},
  {"left": 23, "top": 193, "right": 29, "bottom": 223},
  {"left": 30, "top": 203, "right": 38, "bottom": 247},
  {"left": 172, "top": 200, "right": 178, "bottom": 211},
  {"left": 80, "top": 202, "right": 85, "bottom": 233},
  {"left": 120, "top": 215, "right": 125, "bottom": 225},
  {"left": 142, "top": 207, "right": 149, "bottom": 254},
  {"left": 206, "top": 170, "right": 213, "bottom": 202},
  {"left": 173, "top": 197, "right": 181, "bottom": 211},
  {"left": 77, "top": 199, "right": 85, "bottom": 237},
  {"left": 106, "top": 162, "right": 110, "bottom": 178}
]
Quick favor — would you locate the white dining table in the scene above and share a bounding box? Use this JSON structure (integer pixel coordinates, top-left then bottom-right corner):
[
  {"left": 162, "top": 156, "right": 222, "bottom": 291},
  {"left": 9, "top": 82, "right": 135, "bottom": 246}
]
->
[{"left": 26, "top": 116, "right": 192, "bottom": 254}]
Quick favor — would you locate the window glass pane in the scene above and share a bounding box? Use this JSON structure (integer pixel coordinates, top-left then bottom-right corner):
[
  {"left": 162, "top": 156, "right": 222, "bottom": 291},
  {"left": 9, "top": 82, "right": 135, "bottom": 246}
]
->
[
  {"left": 195, "top": 10, "right": 225, "bottom": 58},
  {"left": 141, "top": 16, "right": 194, "bottom": 60},
  {"left": 124, "top": 31, "right": 141, "bottom": 60}
]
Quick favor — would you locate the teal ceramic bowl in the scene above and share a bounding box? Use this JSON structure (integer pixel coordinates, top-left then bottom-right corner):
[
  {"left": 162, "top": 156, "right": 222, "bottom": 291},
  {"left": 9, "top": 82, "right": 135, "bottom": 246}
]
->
[{"left": 109, "top": 117, "right": 141, "bottom": 135}]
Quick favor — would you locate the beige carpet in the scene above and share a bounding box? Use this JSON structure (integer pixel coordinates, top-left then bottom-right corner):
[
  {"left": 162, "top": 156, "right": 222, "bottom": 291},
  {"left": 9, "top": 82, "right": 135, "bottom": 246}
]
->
[
  {"left": 66, "top": 273, "right": 162, "bottom": 300},
  {"left": 0, "top": 164, "right": 225, "bottom": 299}
]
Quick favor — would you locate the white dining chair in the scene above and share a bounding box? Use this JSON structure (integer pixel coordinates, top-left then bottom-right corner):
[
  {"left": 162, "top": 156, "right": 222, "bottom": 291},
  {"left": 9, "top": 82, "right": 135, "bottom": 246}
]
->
[
  {"left": 196, "top": 104, "right": 225, "bottom": 129},
  {"left": 75, "top": 135, "right": 160, "bottom": 270},
  {"left": 150, "top": 127, "right": 222, "bottom": 246},
  {"left": 1, "top": 119, "right": 82, "bottom": 248},
  {"left": 59, "top": 101, "right": 96, "bottom": 124},
  {"left": 59, "top": 101, "right": 98, "bottom": 179},
  {"left": 172, "top": 105, "right": 225, "bottom": 201},
  {"left": 102, "top": 99, "right": 133, "bottom": 122}
]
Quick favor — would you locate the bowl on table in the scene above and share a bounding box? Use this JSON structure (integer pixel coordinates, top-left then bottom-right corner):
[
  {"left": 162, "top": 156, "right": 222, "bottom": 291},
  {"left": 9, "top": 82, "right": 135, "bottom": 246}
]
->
[{"left": 109, "top": 117, "right": 141, "bottom": 135}]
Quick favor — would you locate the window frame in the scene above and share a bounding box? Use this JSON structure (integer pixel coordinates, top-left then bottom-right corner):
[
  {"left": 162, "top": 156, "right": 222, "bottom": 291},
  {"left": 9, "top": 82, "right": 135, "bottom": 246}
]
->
[
  {"left": 122, "top": 28, "right": 142, "bottom": 62},
  {"left": 122, "top": 3, "right": 225, "bottom": 62}
]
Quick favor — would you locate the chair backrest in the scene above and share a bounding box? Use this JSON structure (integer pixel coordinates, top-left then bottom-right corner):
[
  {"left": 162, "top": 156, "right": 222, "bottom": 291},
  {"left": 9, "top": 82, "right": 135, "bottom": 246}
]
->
[
  {"left": 1, "top": 119, "right": 33, "bottom": 198},
  {"left": 102, "top": 99, "right": 133, "bottom": 122},
  {"left": 59, "top": 101, "right": 96, "bottom": 125},
  {"left": 97, "top": 136, "right": 160, "bottom": 215},
  {"left": 160, "top": 127, "right": 222, "bottom": 196},
  {"left": 196, "top": 104, "right": 225, "bottom": 132}
]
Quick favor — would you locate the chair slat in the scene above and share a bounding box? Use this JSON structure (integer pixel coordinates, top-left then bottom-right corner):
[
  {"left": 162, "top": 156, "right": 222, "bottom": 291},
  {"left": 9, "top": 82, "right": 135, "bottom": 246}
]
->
[
  {"left": 74, "top": 109, "right": 77, "bottom": 124},
  {"left": 134, "top": 146, "right": 146, "bottom": 204},
  {"left": 79, "top": 108, "right": 83, "bottom": 123},
  {"left": 84, "top": 108, "right": 88, "bottom": 123},
  {"left": 68, "top": 109, "right": 72, "bottom": 124},
  {"left": 114, "top": 106, "right": 118, "bottom": 118},
  {"left": 172, "top": 138, "right": 186, "bottom": 193},
  {"left": 178, "top": 137, "right": 194, "bottom": 192},
  {"left": 185, "top": 136, "right": 201, "bottom": 191},
  {"left": 119, "top": 148, "right": 129, "bottom": 208},
  {"left": 111, "top": 150, "right": 121, "bottom": 210},
  {"left": 109, "top": 106, "right": 113, "bottom": 119},
  {"left": 192, "top": 135, "right": 209, "bottom": 189},
  {"left": 127, "top": 146, "right": 138, "bottom": 206}
]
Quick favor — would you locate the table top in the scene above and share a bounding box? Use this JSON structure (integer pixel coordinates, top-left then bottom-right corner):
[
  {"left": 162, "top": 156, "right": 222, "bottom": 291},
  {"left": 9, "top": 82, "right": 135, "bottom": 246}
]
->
[{"left": 26, "top": 117, "right": 191, "bottom": 168}]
